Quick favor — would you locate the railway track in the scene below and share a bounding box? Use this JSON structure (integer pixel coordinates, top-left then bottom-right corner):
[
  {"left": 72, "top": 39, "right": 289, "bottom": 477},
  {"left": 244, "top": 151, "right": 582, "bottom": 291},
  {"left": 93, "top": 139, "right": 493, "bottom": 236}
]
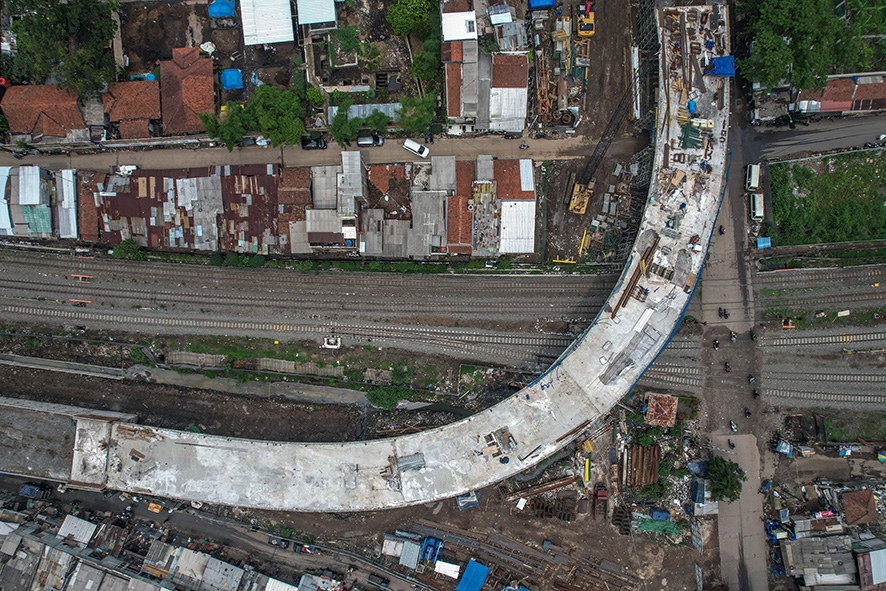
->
[
  {"left": 766, "top": 387, "right": 886, "bottom": 407},
  {"left": 756, "top": 265, "right": 885, "bottom": 286},
  {"left": 763, "top": 331, "right": 886, "bottom": 347},
  {"left": 1, "top": 303, "right": 574, "bottom": 364},
  {"left": 0, "top": 277, "right": 604, "bottom": 318},
  {"left": 757, "top": 289, "right": 884, "bottom": 309}
]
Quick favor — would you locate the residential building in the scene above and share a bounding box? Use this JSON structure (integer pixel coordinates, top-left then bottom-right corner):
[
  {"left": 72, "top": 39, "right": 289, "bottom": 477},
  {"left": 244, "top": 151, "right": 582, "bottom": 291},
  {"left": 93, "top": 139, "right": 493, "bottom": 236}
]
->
[
  {"left": 0, "top": 85, "right": 87, "bottom": 143},
  {"left": 159, "top": 48, "right": 214, "bottom": 135},
  {"left": 102, "top": 81, "right": 161, "bottom": 140},
  {"left": 0, "top": 166, "right": 76, "bottom": 239},
  {"left": 241, "top": 0, "right": 295, "bottom": 45},
  {"left": 489, "top": 54, "right": 528, "bottom": 131},
  {"left": 794, "top": 73, "right": 886, "bottom": 116},
  {"left": 295, "top": 0, "right": 336, "bottom": 32}
]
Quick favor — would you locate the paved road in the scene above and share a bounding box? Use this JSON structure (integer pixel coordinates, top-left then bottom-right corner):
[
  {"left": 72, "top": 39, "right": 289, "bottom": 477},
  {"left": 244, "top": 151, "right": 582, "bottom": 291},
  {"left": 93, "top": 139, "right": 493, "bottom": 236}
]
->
[
  {"left": 0, "top": 135, "right": 592, "bottom": 171},
  {"left": 745, "top": 112, "right": 886, "bottom": 161},
  {"left": 714, "top": 434, "right": 767, "bottom": 591}
]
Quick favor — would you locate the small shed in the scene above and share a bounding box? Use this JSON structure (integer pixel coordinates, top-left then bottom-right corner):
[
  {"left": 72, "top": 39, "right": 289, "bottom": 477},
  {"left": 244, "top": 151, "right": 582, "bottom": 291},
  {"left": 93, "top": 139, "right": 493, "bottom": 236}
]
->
[
  {"left": 842, "top": 490, "right": 878, "bottom": 526},
  {"left": 645, "top": 393, "right": 678, "bottom": 427}
]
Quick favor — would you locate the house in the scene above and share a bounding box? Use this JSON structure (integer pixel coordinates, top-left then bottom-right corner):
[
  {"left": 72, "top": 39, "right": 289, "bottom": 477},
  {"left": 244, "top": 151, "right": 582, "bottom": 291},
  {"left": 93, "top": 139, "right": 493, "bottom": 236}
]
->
[
  {"left": 0, "top": 84, "right": 87, "bottom": 143},
  {"left": 0, "top": 166, "right": 76, "bottom": 239},
  {"left": 795, "top": 73, "right": 886, "bottom": 115},
  {"left": 489, "top": 54, "right": 528, "bottom": 131},
  {"left": 102, "top": 80, "right": 161, "bottom": 139},
  {"left": 441, "top": 0, "right": 480, "bottom": 135},
  {"left": 160, "top": 48, "right": 214, "bottom": 135}
]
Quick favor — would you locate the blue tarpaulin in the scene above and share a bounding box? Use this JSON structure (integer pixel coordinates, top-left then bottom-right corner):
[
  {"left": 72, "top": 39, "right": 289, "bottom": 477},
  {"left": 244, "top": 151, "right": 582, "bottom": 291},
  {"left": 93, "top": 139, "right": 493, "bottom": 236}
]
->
[
  {"left": 221, "top": 69, "right": 244, "bottom": 90},
  {"left": 456, "top": 560, "right": 489, "bottom": 591},
  {"left": 757, "top": 237, "right": 771, "bottom": 249},
  {"left": 529, "top": 0, "right": 555, "bottom": 9},
  {"left": 710, "top": 56, "right": 735, "bottom": 77},
  {"left": 208, "top": 0, "right": 235, "bottom": 17}
]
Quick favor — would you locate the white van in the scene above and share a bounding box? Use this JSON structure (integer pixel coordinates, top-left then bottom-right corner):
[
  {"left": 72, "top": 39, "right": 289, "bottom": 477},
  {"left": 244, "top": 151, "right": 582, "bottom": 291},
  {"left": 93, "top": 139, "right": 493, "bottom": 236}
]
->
[
  {"left": 403, "top": 138, "right": 429, "bottom": 158},
  {"left": 750, "top": 193, "right": 764, "bottom": 221},
  {"left": 746, "top": 163, "right": 761, "bottom": 191}
]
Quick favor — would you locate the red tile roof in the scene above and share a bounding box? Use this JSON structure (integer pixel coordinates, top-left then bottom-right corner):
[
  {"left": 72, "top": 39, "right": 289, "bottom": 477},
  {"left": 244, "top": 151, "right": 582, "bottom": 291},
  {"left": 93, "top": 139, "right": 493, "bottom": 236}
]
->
[
  {"left": 446, "top": 63, "right": 462, "bottom": 118},
  {"left": 0, "top": 85, "right": 85, "bottom": 139},
  {"left": 442, "top": 40, "right": 463, "bottom": 63},
  {"left": 447, "top": 194, "right": 472, "bottom": 248},
  {"left": 117, "top": 119, "right": 152, "bottom": 140},
  {"left": 103, "top": 81, "right": 161, "bottom": 130},
  {"left": 456, "top": 160, "right": 475, "bottom": 197},
  {"left": 160, "top": 48, "right": 214, "bottom": 135},
  {"left": 491, "top": 54, "right": 528, "bottom": 89},
  {"left": 76, "top": 171, "right": 104, "bottom": 242},
  {"left": 852, "top": 81, "right": 886, "bottom": 101},
  {"left": 441, "top": 0, "right": 471, "bottom": 13},
  {"left": 493, "top": 159, "right": 534, "bottom": 200}
]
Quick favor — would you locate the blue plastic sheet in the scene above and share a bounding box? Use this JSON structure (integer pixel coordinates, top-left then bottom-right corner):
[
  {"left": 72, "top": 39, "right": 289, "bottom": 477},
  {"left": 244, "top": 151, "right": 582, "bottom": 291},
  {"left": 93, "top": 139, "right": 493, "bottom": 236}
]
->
[
  {"left": 221, "top": 69, "right": 244, "bottom": 90},
  {"left": 208, "top": 0, "right": 235, "bottom": 17},
  {"left": 710, "top": 56, "right": 735, "bottom": 77},
  {"left": 456, "top": 560, "right": 490, "bottom": 591}
]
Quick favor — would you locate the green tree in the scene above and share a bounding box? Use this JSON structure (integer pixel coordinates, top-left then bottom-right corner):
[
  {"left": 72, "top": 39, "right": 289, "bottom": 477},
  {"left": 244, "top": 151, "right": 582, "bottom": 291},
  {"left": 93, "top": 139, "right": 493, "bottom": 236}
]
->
[
  {"left": 360, "top": 42, "right": 381, "bottom": 69},
  {"left": 247, "top": 254, "right": 266, "bottom": 267},
  {"left": 225, "top": 252, "right": 243, "bottom": 266},
  {"left": 707, "top": 455, "right": 746, "bottom": 502},
  {"left": 387, "top": 0, "right": 431, "bottom": 37},
  {"left": 334, "top": 25, "right": 361, "bottom": 53},
  {"left": 306, "top": 87, "right": 326, "bottom": 108},
  {"left": 478, "top": 34, "right": 500, "bottom": 55},
  {"left": 10, "top": 0, "right": 118, "bottom": 96},
  {"left": 738, "top": 0, "right": 856, "bottom": 91},
  {"left": 202, "top": 86, "right": 307, "bottom": 150},
  {"left": 363, "top": 109, "right": 391, "bottom": 131},
  {"left": 328, "top": 100, "right": 364, "bottom": 146},
  {"left": 411, "top": 51, "right": 441, "bottom": 81},
  {"left": 112, "top": 239, "right": 145, "bottom": 261},
  {"left": 209, "top": 253, "right": 224, "bottom": 266},
  {"left": 398, "top": 94, "right": 436, "bottom": 134}
]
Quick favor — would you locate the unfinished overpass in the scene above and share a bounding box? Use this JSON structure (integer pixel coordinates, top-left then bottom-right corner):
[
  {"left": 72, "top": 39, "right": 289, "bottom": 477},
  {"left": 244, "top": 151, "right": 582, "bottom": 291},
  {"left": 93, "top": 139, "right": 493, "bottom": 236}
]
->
[{"left": 0, "top": 4, "right": 731, "bottom": 511}]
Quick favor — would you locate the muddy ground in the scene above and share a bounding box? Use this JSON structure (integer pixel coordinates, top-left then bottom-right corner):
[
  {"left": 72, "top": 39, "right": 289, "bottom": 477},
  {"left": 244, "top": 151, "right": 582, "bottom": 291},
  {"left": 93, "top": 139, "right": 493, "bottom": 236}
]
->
[{"left": 120, "top": 3, "right": 209, "bottom": 74}]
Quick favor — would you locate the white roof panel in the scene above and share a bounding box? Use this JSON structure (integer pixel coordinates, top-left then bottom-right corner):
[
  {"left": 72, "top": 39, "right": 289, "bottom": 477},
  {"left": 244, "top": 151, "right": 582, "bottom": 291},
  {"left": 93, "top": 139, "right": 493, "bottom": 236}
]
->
[
  {"left": 0, "top": 166, "right": 12, "bottom": 235},
  {"left": 19, "top": 165, "right": 42, "bottom": 206},
  {"left": 241, "top": 0, "right": 295, "bottom": 45},
  {"left": 871, "top": 548, "right": 886, "bottom": 585},
  {"left": 295, "top": 0, "right": 336, "bottom": 25},
  {"left": 434, "top": 561, "right": 461, "bottom": 579},
  {"left": 442, "top": 11, "right": 478, "bottom": 41},
  {"left": 57, "top": 514, "right": 97, "bottom": 546},
  {"left": 264, "top": 579, "right": 298, "bottom": 591},
  {"left": 500, "top": 200, "right": 535, "bottom": 254},
  {"left": 519, "top": 159, "right": 534, "bottom": 191},
  {"left": 57, "top": 169, "right": 78, "bottom": 239}
]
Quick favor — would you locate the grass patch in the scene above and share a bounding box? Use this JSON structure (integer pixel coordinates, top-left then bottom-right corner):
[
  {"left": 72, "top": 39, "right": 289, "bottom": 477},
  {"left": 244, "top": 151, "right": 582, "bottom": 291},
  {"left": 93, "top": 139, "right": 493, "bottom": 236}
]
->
[{"left": 769, "top": 152, "right": 886, "bottom": 246}]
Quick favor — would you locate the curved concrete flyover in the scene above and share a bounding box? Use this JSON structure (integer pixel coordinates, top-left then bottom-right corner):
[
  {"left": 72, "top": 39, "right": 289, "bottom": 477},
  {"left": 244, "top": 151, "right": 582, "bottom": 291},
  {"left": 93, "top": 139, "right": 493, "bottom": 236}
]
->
[{"left": 63, "top": 5, "right": 731, "bottom": 511}]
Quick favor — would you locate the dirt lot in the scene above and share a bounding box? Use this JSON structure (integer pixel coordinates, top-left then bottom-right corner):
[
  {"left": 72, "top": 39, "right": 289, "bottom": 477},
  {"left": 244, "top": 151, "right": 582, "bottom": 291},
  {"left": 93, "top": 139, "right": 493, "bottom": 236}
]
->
[{"left": 120, "top": 2, "right": 209, "bottom": 74}]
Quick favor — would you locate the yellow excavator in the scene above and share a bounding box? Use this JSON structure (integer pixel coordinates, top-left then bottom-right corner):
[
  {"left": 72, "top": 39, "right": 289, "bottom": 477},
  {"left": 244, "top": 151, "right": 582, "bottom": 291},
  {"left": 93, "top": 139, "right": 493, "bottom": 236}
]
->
[{"left": 577, "top": 0, "right": 595, "bottom": 37}]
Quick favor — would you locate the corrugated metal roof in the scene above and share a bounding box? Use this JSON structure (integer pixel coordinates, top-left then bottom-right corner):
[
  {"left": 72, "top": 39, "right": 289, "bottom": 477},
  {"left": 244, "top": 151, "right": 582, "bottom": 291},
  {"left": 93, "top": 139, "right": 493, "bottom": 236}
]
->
[
  {"left": 519, "top": 159, "right": 534, "bottom": 191},
  {"left": 19, "top": 166, "right": 43, "bottom": 206},
  {"left": 871, "top": 548, "right": 886, "bottom": 585},
  {"left": 382, "top": 535, "right": 404, "bottom": 557},
  {"left": 57, "top": 515, "right": 97, "bottom": 546},
  {"left": 295, "top": 0, "right": 335, "bottom": 25},
  {"left": 57, "top": 169, "right": 78, "bottom": 239},
  {"left": 488, "top": 87, "right": 527, "bottom": 130},
  {"left": 429, "top": 156, "right": 456, "bottom": 191},
  {"left": 241, "top": 0, "right": 294, "bottom": 45},
  {"left": 500, "top": 200, "right": 535, "bottom": 254},
  {"left": 399, "top": 541, "right": 421, "bottom": 570},
  {"left": 1, "top": 531, "right": 21, "bottom": 556},
  {"left": 99, "top": 575, "right": 128, "bottom": 591},
  {"left": 0, "top": 167, "right": 12, "bottom": 235},
  {"left": 200, "top": 557, "right": 244, "bottom": 591},
  {"left": 311, "top": 165, "right": 340, "bottom": 209},
  {"left": 306, "top": 209, "right": 342, "bottom": 233},
  {"left": 264, "top": 578, "right": 298, "bottom": 591},
  {"left": 67, "top": 563, "right": 105, "bottom": 591},
  {"left": 327, "top": 102, "right": 401, "bottom": 121}
]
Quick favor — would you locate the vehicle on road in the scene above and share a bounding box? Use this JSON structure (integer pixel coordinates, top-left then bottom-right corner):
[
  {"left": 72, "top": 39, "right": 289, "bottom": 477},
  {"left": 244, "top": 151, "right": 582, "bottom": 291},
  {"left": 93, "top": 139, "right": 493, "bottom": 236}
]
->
[
  {"left": 730, "top": 420, "right": 737, "bottom": 432},
  {"left": 368, "top": 574, "right": 390, "bottom": 588},
  {"left": 19, "top": 483, "right": 51, "bottom": 499},
  {"left": 578, "top": 0, "right": 595, "bottom": 37},
  {"left": 268, "top": 536, "right": 289, "bottom": 549},
  {"left": 503, "top": 133, "right": 520, "bottom": 139},
  {"left": 728, "top": 439, "right": 735, "bottom": 449},
  {"left": 300, "top": 137, "right": 328, "bottom": 150},
  {"left": 745, "top": 163, "right": 761, "bottom": 191},
  {"left": 356, "top": 133, "right": 384, "bottom": 147},
  {"left": 403, "top": 138, "right": 429, "bottom": 158},
  {"left": 519, "top": 143, "right": 529, "bottom": 149},
  {"left": 749, "top": 192, "right": 764, "bottom": 221}
]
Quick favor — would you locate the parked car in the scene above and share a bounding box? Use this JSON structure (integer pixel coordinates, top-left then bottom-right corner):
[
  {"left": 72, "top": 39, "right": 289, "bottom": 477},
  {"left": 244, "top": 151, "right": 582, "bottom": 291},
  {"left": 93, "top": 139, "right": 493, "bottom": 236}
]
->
[
  {"left": 402, "top": 138, "right": 429, "bottom": 158},
  {"left": 268, "top": 536, "right": 290, "bottom": 549},
  {"left": 301, "top": 137, "right": 328, "bottom": 150},
  {"left": 356, "top": 133, "right": 384, "bottom": 147}
]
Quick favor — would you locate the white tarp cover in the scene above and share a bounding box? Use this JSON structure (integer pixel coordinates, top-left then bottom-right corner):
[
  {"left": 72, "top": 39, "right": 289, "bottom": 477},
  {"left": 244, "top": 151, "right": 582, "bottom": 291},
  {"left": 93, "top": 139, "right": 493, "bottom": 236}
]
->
[
  {"left": 295, "top": 0, "right": 335, "bottom": 25},
  {"left": 57, "top": 169, "right": 78, "bottom": 239},
  {"left": 241, "top": 0, "right": 295, "bottom": 45},
  {"left": 499, "top": 200, "right": 535, "bottom": 254},
  {"left": 19, "top": 165, "right": 43, "bottom": 205},
  {"left": 442, "top": 11, "right": 478, "bottom": 41},
  {"left": 434, "top": 561, "right": 461, "bottom": 579}
]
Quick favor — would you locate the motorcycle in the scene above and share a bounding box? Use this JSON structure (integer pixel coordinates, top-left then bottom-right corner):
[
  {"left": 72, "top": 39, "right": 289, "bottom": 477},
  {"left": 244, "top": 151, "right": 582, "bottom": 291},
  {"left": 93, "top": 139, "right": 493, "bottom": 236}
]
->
[
  {"left": 519, "top": 144, "right": 529, "bottom": 150},
  {"left": 723, "top": 309, "right": 730, "bottom": 319},
  {"left": 730, "top": 420, "right": 737, "bottom": 432},
  {"left": 728, "top": 439, "right": 735, "bottom": 449},
  {"left": 725, "top": 362, "right": 731, "bottom": 373},
  {"left": 713, "top": 339, "right": 719, "bottom": 350},
  {"left": 753, "top": 389, "right": 760, "bottom": 399},
  {"left": 751, "top": 331, "right": 757, "bottom": 341},
  {"left": 719, "top": 225, "right": 725, "bottom": 235},
  {"left": 745, "top": 407, "right": 752, "bottom": 418},
  {"left": 730, "top": 331, "right": 737, "bottom": 342},
  {"left": 748, "top": 375, "right": 756, "bottom": 384},
  {"left": 718, "top": 307, "right": 724, "bottom": 318}
]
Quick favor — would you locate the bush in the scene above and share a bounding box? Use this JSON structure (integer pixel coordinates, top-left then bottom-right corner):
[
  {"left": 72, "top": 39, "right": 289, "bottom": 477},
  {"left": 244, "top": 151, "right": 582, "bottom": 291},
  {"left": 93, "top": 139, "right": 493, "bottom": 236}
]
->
[
  {"left": 391, "top": 363, "right": 411, "bottom": 385},
  {"left": 306, "top": 87, "right": 325, "bottom": 108},
  {"left": 334, "top": 26, "right": 361, "bottom": 53},
  {"left": 344, "top": 369, "right": 364, "bottom": 382},
  {"left": 209, "top": 253, "right": 224, "bottom": 266},
  {"left": 708, "top": 454, "right": 746, "bottom": 502},
  {"left": 248, "top": 254, "right": 266, "bottom": 267},
  {"left": 112, "top": 239, "right": 145, "bottom": 261},
  {"left": 366, "top": 385, "right": 412, "bottom": 409},
  {"left": 225, "top": 252, "right": 244, "bottom": 266}
]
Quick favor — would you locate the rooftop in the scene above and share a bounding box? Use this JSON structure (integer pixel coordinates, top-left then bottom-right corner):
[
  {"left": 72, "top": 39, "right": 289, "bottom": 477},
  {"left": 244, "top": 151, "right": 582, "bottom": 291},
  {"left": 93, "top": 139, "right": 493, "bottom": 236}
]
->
[
  {"left": 160, "top": 48, "right": 214, "bottom": 135},
  {"left": 102, "top": 81, "right": 161, "bottom": 127},
  {"left": 0, "top": 85, "right": 86, "bottom": 140}
]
